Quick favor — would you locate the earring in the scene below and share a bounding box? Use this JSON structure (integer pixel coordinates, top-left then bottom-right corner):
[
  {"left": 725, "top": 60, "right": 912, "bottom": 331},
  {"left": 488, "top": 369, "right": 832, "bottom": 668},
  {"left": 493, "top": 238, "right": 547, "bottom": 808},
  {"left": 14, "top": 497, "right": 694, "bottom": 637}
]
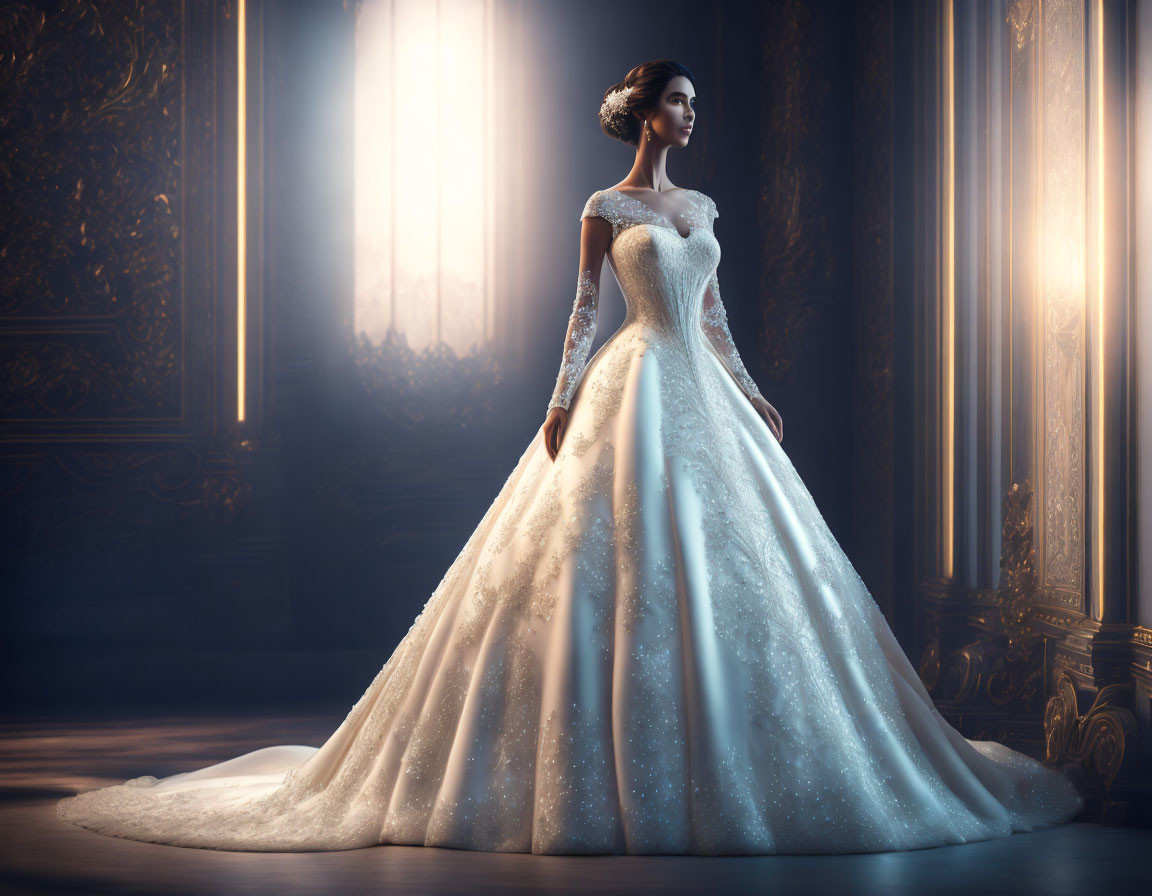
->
[{"left": 645, "top": 119, "right": 652, "bottom": 143}]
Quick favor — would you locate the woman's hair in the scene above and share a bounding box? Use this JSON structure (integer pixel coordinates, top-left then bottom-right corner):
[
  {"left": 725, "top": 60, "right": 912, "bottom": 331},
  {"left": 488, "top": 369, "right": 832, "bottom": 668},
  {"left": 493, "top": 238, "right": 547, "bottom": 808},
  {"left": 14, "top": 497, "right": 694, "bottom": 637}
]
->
[{"left": 599, "top": 59, "right": 696, "bottom": 146}]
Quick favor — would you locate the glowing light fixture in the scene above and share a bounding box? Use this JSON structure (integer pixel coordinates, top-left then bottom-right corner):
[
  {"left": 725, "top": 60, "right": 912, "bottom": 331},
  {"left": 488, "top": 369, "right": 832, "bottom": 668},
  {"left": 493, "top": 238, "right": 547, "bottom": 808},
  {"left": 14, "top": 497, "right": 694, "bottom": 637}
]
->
[
  {"left": 237, "top": 0, "right": 248, "bottom": 422},
  {"left": 1092, "top": 0, "right": 1105, "bottom": 618},
  {"left": 942, "top": 0, "right": 956, "bottom": 579}
]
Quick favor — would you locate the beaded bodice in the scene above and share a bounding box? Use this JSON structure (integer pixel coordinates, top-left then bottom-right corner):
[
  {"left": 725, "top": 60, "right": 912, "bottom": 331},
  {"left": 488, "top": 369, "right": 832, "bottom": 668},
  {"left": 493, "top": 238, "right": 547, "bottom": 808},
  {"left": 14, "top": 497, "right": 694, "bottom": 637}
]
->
[
  {"left": 547, "top": 188, "right": 764, "bottom": 413},
  {"left": 587, "top": 189, "right": 720, "bottom": 341}
]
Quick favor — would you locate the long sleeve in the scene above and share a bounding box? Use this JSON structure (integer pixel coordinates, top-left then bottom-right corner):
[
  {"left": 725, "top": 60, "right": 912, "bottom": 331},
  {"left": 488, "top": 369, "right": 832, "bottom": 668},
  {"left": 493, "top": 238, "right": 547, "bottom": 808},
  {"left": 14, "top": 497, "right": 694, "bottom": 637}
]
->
[
  {"left": 547, "top": 269, "right": 600, "bottom": 412},
  {"left": 701, "top": 268, "right": 764, "bottom": 402}
]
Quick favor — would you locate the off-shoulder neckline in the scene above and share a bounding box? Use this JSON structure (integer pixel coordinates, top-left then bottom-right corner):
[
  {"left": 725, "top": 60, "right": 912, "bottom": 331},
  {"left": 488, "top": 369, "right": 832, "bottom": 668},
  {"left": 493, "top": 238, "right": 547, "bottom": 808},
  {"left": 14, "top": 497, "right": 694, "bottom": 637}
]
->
[{"left": 600, "top": 188, "right": 710, "bottom": 240}]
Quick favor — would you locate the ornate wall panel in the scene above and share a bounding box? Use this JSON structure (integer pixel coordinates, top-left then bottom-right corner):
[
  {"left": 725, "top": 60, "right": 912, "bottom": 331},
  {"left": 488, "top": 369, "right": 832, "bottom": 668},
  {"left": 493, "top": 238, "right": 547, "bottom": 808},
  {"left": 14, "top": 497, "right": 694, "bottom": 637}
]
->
[
  {"left": 0, "top": 1, "right": 185, "bottom": 424},
  {"left": 1036, "top": 0, "right": 1085, "bottom": 607},
  {"left": 0, "top": 0, "right": 247, "bottom": 510}
]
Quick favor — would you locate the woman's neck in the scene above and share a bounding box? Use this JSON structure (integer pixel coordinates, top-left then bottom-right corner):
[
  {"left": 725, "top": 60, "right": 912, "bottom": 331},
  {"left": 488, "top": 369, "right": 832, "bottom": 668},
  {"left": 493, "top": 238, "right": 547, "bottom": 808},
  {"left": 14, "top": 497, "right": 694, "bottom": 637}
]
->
[{"left": 621, "top": 144, "right": 673, "bottom": 192}]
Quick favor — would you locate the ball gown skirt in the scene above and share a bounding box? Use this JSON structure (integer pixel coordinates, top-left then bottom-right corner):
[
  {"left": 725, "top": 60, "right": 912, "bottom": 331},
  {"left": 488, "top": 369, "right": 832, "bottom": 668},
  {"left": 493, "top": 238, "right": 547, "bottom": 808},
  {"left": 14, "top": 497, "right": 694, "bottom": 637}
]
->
[{"left": 57, "top": 188, "right": 1084, "bottom": 854}]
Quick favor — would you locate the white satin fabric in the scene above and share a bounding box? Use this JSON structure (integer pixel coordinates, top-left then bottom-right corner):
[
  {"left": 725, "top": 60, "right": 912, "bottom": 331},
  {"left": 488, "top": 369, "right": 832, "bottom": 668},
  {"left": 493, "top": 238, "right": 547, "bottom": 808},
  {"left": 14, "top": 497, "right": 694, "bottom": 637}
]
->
[{"left": 58, "top": 200, "right": 1084, "bottom": 854}]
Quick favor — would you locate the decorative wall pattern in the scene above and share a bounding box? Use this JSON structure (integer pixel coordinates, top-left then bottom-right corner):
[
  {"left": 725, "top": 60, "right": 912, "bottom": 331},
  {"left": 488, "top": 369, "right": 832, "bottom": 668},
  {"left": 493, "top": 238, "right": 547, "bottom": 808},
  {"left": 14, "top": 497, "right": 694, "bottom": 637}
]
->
[
  {"left": 1038, "top": 0, "right": 1085, "bottom": 600},
  {"left": 0, "top": 0, "right": 248, "bottom": 530},
  {"left": 0, "top": 0, "right": 184, "bottom": 421}
]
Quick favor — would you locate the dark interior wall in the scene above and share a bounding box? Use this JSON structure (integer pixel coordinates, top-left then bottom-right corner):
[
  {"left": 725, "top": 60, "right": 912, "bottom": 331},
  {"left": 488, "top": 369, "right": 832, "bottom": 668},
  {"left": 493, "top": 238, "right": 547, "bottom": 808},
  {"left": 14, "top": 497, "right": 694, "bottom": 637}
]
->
[{"left": 0, "top": 0, "right": 909, "bottom": 713}]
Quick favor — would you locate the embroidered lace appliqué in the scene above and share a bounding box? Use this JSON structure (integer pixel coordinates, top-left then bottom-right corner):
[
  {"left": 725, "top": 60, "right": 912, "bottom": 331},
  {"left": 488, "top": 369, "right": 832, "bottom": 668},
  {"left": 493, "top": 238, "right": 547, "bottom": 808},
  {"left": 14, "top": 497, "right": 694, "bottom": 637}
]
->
[
  {"left": 547, "top": 270, "right": 599, "bottom": 412},
  {"left": 700, "top": 269, "right": 764, "bottom": 402}
]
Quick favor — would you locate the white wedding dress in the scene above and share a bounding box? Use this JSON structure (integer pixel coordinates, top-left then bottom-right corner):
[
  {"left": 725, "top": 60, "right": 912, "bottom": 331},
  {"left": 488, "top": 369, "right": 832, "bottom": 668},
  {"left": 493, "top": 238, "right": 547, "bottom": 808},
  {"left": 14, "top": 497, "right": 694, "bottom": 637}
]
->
[{"left": 57, "top": 188, "right": 1084, "bottom": 855}]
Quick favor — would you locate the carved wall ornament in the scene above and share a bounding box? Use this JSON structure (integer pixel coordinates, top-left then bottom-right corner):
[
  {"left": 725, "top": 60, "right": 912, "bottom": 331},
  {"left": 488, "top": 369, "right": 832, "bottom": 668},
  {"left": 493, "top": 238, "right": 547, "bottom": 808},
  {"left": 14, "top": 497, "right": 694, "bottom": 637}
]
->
[
  {"left": 1006, "top": 0, "right": 1037, "bottom": 52},
  {"left": 1044, "top": 671, "right": 1139, "bottom": 819},
  {"left": 928, "top": 482, "right": 1049, "bottom": 710},
  {"left": 1037, "top": 0, "right": 1086, "bottom": 601},
  {"left": 918, "top": 640, "right": 940, "bottom": 693},
  {"left": 998, "top": 480, "right": 1042, "bottom": 663}
]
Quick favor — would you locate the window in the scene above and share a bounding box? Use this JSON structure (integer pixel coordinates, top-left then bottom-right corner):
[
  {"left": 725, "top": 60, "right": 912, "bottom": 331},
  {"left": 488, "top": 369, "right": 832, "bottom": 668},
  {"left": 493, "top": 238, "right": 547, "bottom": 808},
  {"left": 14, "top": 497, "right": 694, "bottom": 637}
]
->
[{"left": 354, "top": 0, "right": 497, "bottom": 356}]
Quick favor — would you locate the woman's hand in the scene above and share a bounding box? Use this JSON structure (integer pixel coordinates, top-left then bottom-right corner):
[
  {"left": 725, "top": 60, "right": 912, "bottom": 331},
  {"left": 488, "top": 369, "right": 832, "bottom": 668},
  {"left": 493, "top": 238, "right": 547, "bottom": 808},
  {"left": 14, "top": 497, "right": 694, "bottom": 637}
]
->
[
  {"left": 750, "top": 395, "right": 783, "bottom": 443},
  {"left": 542, "top": 406, "right": 568, "bottom": 461}
]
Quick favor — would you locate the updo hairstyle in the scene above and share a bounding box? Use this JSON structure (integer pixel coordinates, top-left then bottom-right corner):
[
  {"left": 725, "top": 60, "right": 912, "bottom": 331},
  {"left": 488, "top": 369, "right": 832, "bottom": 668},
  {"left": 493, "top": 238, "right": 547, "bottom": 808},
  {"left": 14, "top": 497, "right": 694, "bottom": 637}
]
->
[{"left": 598, "top": 59, "right": 696, "bottom": 146}]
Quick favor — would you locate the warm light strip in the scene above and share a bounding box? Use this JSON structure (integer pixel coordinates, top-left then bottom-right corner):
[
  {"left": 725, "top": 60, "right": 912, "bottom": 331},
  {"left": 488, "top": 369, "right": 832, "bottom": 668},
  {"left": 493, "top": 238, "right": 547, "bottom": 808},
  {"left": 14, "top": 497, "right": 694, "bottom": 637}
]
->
[
  {"left": 942, "top": 0, "right": 956, "bottom": 579},
  {"left": 484, "top": 0, "right": 496, "bottom": 342},
  {"left": 237, "top": 0, "right": 248, "bottom": 423},
  {"left": 1093, "top": 0, "right": 1105, "bottom": 618}
]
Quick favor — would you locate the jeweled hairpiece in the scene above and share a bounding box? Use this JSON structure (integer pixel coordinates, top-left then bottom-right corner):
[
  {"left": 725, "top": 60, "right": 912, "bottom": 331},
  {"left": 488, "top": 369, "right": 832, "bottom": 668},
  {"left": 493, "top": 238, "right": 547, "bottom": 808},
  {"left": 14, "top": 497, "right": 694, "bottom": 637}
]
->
[{"left": 599, "top": 85, "right": 634, "bottom": 129}]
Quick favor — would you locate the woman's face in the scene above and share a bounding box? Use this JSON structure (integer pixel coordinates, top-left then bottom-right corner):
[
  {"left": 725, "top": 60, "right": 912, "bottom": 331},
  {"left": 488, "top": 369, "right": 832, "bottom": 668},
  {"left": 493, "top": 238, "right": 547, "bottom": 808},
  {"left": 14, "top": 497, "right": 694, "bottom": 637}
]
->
[{"left": 643, "top": 75, "right": 696, "bottom": 147}]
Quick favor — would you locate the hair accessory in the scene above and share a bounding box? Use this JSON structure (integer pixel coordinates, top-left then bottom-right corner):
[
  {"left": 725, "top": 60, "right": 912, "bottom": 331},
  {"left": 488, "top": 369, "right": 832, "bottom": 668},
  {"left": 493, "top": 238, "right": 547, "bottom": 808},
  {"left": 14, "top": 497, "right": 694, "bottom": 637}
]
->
[{"left": 599, "top": 85, "right": 635, "bottom": 132}]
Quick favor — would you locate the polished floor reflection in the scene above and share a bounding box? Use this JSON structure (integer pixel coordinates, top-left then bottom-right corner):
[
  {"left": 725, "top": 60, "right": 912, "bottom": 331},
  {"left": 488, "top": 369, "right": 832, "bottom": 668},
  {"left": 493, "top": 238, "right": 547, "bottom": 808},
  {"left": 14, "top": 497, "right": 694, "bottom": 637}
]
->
[{"left": 1, "top": 715, "right": 1147, "bottom": 895}]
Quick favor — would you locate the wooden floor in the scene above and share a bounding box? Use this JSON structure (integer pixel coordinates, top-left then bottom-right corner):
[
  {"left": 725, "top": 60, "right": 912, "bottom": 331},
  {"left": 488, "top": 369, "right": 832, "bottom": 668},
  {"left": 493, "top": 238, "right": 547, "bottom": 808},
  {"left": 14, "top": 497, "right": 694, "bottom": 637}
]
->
[{"left": 1, "top": 715, "right": 1147, "bottom": 896}]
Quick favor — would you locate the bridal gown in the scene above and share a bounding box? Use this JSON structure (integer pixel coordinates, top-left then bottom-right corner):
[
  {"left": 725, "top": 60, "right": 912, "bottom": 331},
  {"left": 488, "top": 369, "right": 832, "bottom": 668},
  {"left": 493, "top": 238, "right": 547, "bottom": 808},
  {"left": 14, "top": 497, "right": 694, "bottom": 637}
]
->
[{"left": 57, "top": 187, "right": 1084, "bottom": 855}]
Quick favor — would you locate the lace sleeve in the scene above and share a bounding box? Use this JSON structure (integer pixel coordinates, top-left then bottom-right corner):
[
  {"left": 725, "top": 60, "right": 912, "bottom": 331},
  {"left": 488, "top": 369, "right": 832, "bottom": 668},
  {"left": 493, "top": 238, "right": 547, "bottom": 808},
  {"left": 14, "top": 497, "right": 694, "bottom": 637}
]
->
[
  {"left": 547, "top": 269, "right": 600, "bottom": 412},
  {"left": 701, "top": 267, "right": 764, "bottom": 403}
]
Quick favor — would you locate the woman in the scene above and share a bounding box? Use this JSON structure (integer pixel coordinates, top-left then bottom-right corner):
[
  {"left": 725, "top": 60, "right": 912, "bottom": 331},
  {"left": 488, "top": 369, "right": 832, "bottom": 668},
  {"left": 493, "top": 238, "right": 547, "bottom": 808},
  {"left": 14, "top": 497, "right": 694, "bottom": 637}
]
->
[{"left": 58, "top": 59, "right": 1084, "bottom": 855}]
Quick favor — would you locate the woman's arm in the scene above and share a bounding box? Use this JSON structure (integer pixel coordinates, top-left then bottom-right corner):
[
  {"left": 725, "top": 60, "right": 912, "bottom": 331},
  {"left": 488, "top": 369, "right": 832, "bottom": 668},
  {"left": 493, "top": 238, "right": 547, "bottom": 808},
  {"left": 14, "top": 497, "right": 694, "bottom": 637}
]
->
[
  {"left": 543, "top": 215, "right": 611, "bottom": 460},
  {"left": 700, "top": 268, "right": 763, "bottom": 402},
  {"left": 700, "top": 268, "right": 784, "bottom": 442}
]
